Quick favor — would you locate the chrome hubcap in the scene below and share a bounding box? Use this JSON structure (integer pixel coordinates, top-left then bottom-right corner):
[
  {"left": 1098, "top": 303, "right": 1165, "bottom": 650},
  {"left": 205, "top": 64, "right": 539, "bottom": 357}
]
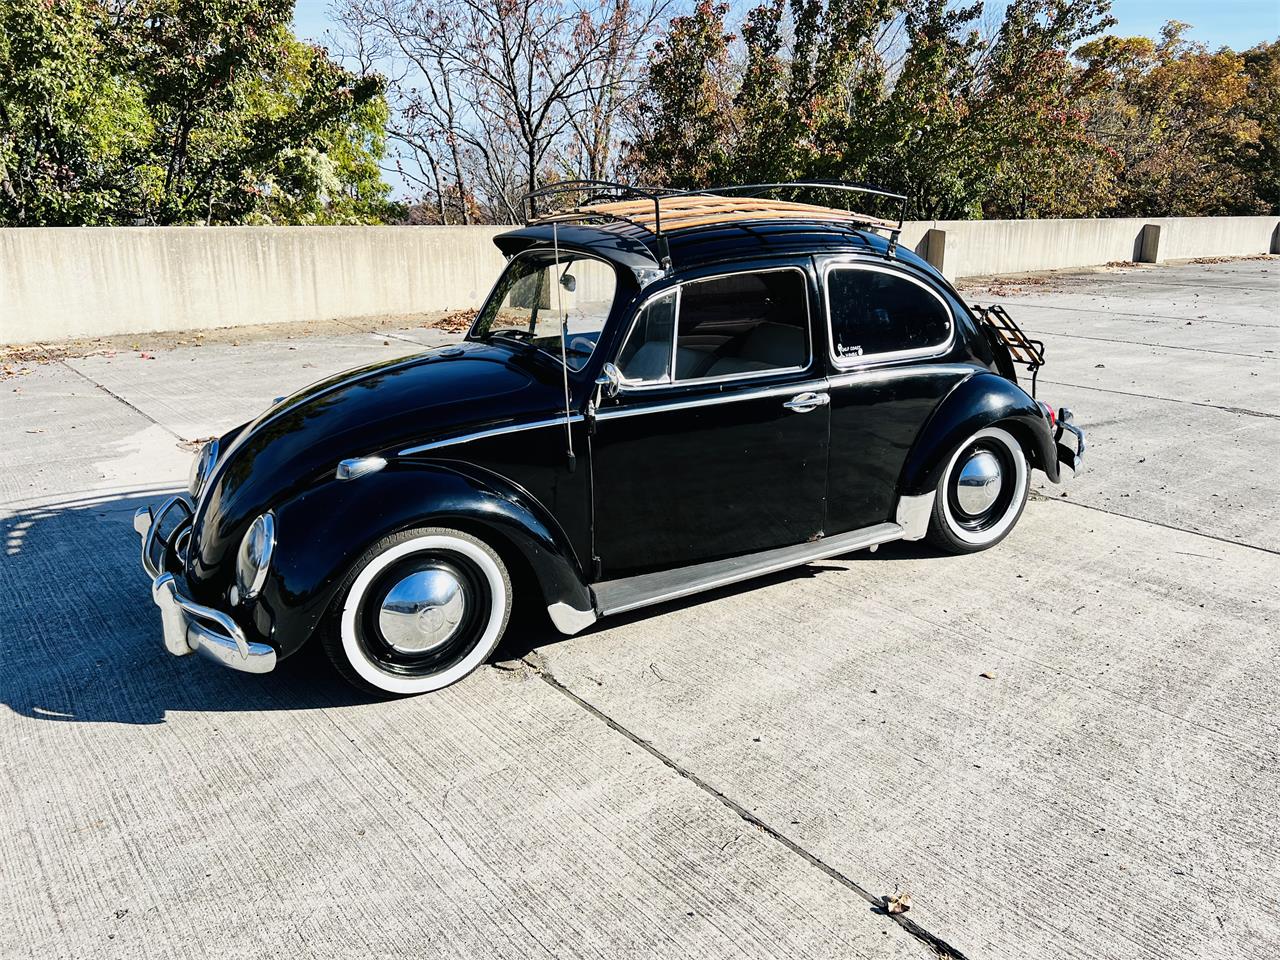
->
[
  {"left": 378, "top": 568, "right": 466, "bottom": 654},
  {"left": 955, "top": 451, "right": 1004, "bottom": 516}
]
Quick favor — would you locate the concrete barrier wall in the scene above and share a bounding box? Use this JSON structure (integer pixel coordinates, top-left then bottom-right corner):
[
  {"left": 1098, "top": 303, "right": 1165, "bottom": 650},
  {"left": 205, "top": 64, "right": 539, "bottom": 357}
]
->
[
  {"left": 1, "top": 226, "right": 508, "bottom": 344},
  {"left": 908, "top": 216, "right": 1280, "bottom": 279},
  {"left": 2, "top": 217, "right": 1277, "bottom": 345}
]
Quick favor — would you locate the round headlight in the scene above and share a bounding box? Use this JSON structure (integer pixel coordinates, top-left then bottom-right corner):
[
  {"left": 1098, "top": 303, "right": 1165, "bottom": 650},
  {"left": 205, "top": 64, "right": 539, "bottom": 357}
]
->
[
  {"left": 188, "top": 439, "right": 219, "bottom": 500},
  {"left": 236, "top": 513, "right": 276, "bottom": 601}
]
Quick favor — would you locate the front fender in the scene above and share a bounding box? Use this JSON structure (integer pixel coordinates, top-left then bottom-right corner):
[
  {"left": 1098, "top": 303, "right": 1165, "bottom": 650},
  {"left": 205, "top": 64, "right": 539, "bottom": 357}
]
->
[
  {"left": 258, "top": 461, "right": 592, "bottom": 659},
  {"left": 899, "top": 372, "right": 1059, "bottom": 496}
]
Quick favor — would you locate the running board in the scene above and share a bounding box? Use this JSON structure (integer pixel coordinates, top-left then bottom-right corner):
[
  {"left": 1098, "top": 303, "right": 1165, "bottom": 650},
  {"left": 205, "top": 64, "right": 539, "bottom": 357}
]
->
[{"left": 593, "top": 522, "right": 904, "bottom": 617}]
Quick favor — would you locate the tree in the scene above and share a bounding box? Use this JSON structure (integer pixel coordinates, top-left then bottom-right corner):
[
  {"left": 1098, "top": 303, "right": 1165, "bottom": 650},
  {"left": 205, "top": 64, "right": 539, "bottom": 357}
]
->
[
  {"left": 0, "top": 0, "right": 150, "bottom": 224},
  {"left": 1078, "top": 22, "right": 1266, "bottom": 215},
  {"left": 0, "top": 0, "right": 396, "bottom": 225},
  {"left": 335, "top": 0, "right": 669, "bottom": 223}
]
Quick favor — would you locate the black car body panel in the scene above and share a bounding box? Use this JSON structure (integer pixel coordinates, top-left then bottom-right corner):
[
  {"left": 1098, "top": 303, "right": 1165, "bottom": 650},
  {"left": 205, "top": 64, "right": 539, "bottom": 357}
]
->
[{"left": 163, "top": 218, "right": 1075, "bottom": 663}]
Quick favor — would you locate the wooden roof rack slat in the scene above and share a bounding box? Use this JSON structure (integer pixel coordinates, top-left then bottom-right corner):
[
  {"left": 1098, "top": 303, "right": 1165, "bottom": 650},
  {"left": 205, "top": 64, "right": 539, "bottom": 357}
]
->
[{"left": 520, "top": 180, "right": 908, "bottom": 271}]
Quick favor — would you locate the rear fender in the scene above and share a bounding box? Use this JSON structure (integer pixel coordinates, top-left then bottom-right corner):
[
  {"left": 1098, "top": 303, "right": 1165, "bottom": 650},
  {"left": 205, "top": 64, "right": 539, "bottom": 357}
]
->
[
  {"left": 898, "top": 371, "right": 1059, "bottom": 497},
  {"left": 260, "top": 461, "right": 593, "bottom": 659}
]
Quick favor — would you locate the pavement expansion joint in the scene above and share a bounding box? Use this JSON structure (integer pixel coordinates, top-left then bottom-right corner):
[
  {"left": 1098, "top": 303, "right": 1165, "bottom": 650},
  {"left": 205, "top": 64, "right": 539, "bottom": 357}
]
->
[
  {"left": 522, "top": 656, "right": 975, "bottom": 960},
  {"left": 1032, "top": 494, "right": 1280, "bottom": 558},
  {"left": 1040, "top": 378, "right": 1280, "bottom": 421},
  {"left": 42, "top": 346, "right": 186, "bottom": 441}
]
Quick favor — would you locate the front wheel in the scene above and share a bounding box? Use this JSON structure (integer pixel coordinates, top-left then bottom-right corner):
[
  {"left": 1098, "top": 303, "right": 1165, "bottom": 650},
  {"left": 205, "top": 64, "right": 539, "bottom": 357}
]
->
[
  {"left": 926, "top": 426, "right": 1029, "bottom": 554},
  {"left": 322, "top": 527, "right": 512, "bottom": 696}
]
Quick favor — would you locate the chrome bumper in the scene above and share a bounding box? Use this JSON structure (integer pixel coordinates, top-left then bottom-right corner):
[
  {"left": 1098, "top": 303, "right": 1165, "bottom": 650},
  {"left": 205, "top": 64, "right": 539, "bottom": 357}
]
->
[
  {"left": 1055, "top": 407, "right": 1086, "bottom": 477},
  {"left": 134, "top": 496, "right": 276, "bottom": 674}
]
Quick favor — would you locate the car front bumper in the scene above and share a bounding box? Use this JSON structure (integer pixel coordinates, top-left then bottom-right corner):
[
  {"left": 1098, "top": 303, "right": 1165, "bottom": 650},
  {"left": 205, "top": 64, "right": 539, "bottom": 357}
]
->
[{"left": 134, "top": 495, "right": 277, "bottom": 674}]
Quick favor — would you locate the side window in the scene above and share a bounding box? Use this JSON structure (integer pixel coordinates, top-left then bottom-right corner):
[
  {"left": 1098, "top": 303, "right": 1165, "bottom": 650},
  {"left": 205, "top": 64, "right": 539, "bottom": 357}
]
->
[
  {"left": 676, "top": 271, "right": 808, "bottom": 380},
  {"left": 617, "top": 270, "right": 809, "bottom": 385},
  {"left": 826, "top": 268, "right": 951, "bottom": 361},
  {"left": 617, "top": 290, "right": 677, "bottom": 384}
]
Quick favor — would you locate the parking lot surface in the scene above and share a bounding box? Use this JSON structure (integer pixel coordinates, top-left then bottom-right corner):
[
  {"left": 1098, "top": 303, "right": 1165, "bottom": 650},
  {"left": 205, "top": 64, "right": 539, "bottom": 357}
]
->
[{"left": 2, "top": 258, "right": 1278, "bottom": 959}]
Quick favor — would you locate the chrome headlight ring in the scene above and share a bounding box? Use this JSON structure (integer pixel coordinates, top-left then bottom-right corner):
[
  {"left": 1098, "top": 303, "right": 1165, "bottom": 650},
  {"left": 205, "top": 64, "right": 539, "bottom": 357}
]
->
[
  {"left": 188, "top": 438, "right": 220, "bottom": 500},
  {"left": 235, "top": 513, "right": 276, "bottom": 602}
]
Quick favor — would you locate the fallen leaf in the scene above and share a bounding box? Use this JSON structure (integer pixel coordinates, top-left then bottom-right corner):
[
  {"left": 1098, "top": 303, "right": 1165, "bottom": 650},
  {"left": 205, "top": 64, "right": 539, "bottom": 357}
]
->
[
  {"left": 139, "top": 352, "right": 156, "bottom": 360},
  {"left": 885, "top": 892, "right": 912, "bottom": 915},
  {"left": 979, "top": 671, "right": 995, "bottom": 680}
]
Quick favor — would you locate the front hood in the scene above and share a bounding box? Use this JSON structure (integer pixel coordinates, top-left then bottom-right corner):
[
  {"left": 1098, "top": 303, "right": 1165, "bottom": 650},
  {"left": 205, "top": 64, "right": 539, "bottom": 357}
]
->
[{"left": 188, "top": 339, "right": 565, "bottom": 587}]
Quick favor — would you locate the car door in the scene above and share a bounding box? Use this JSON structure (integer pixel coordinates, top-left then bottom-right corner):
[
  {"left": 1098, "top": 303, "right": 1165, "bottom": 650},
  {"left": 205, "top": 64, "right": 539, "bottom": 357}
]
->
[
  {"left": 590, "top": 264, "right": 829, "bottom": 579},
  {"left": 821, "top": 258, "right": 977, "bottom": 534}
]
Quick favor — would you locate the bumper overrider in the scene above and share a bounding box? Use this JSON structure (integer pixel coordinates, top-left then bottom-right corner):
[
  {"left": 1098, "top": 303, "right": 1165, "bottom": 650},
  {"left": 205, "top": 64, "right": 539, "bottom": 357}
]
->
[
  {"left": 134, "top": 495, "right": 277, "bottom": 674},
  {"left": 1055, "top": 407, "right": 1086, "bottom": 476}
]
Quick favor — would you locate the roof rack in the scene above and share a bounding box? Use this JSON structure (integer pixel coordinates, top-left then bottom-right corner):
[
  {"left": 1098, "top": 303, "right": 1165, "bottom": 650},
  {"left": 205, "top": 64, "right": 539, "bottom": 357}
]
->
[{"left": 522, "top": 180, "right": 908, "bottom": 271}]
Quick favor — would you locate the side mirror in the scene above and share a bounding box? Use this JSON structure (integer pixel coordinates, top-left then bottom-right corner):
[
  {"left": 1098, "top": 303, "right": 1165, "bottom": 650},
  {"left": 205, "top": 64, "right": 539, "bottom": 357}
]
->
[
  {"left": 595, "top": 362, "right": 622, "bottom": 400},
  {"left": 560, "top": 273, "right": 576, "bottom": 292}
]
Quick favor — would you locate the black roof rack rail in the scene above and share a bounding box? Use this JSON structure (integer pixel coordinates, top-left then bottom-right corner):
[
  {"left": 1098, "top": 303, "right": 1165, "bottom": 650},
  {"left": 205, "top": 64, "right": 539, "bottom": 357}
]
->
[
  {"left": 520, "top": 179, "right": 908, "bottom": 268},
  {"left": 522, "top": 180, "right": 678, "bottom": 268}
]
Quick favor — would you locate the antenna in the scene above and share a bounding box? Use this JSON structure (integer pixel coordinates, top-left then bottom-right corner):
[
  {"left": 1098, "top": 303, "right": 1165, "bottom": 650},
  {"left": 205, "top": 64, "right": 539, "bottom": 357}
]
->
[{"left": 551, "top": 221, "right": 576, "bottom": 473}]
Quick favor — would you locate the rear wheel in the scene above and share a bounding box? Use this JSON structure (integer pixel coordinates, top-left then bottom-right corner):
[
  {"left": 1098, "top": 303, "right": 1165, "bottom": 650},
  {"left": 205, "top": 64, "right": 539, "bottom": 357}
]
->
[
  {"left": 926, "top": 426, "right": 1029, "bottom": 554},
  {"left": 322, "top": 527, "right": 512, "bottom": 696}
]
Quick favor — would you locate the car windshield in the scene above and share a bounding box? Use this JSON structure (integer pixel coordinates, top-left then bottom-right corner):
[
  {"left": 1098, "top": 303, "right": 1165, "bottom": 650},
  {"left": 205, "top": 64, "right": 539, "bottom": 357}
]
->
[{"left": 470, "top": 250, "right": 618, "bottom": 371}]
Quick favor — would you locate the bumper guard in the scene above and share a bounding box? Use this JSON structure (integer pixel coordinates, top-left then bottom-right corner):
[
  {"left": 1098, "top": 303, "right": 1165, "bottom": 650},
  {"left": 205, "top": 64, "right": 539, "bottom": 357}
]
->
[
  {"left": 1055, "top": 407, "right": 1086, "bottom": 476},
  {"left": 134, "top": 496, "right": 276, "bottom": 674}
]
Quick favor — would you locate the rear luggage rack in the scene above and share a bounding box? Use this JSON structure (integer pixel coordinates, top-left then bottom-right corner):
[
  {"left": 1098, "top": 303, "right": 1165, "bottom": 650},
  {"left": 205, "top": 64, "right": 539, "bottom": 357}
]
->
[{"left": 973, "top": 303, "right": 1045, "bottom": 397}]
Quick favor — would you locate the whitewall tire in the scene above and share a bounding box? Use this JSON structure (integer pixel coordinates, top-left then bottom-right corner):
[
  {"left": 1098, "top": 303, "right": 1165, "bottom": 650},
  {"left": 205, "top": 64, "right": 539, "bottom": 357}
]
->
[
  {"left": 322, "top": 527, "right": 512, "bottom": 696},
  {"left": 926, "top": 426, "right": 1029, "bottom": 554}
]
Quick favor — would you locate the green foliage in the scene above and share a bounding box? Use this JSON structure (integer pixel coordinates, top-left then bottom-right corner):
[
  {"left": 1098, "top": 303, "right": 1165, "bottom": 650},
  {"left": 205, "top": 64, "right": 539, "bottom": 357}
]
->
[
  {"left": 0, "top": 0, "right": 397, "bottom": 225},
  {"left": 1079, "top": 24, "right": 1270, "bottom": 214},
  {"left": 629, "top": 0, "right": 1277, "bottom": 218}
]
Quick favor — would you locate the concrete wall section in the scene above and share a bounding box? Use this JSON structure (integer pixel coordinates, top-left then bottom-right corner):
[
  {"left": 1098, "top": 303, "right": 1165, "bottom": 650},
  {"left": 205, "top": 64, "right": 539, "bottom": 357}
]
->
[
  {"left": 2, "top": 217, "right": 1277, "bottom": 345},
  {"left": 918, "top": 216, "right": 1279, "bottom": 279},
  {"left": 1, "top": 226, "right": 508, "bottom": 343}
]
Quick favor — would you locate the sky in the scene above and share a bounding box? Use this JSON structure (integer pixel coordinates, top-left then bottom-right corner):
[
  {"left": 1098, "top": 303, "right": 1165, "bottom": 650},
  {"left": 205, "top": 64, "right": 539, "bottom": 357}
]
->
[{"left": 292, "top": 0, "right": 1280, "bottom": 54}]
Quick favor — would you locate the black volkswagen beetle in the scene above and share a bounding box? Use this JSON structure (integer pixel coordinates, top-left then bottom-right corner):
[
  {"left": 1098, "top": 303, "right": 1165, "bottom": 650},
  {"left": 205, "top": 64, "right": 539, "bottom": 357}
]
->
[{"left": 134, "top": 182, "right": 1085, "bottom": 696}]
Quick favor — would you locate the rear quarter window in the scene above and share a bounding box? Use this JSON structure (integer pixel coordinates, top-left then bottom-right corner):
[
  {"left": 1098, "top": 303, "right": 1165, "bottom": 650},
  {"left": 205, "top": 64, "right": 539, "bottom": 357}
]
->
[{"left": 826, "top": 267, "right": 951, "bottom": 362}]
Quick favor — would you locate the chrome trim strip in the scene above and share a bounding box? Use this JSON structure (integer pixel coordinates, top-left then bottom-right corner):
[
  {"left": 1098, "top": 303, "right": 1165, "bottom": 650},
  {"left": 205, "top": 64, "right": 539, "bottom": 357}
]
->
[
  {"left": 546, "top": 602, "right": 598, "bottom": 635},
  {"left": 595, "top": 379, "right": 829, "bottom": 421},
  {"left": 617, "top": 265, "right": 814, "bottom": 392},
  {"left": 826, "top": 363, "right": 981, "bottom": 390},
  {"left": 820, "top": 259, "right": 956, "bottom": 370},
  {"left": 595, "top": 521, "right": 905, "bottom": 617},
  {"left": 399, "top": 415, "right": 585, "bottom": 456},
  {"left": 895, "top": 491, "right": 936, "bottom": 541}
]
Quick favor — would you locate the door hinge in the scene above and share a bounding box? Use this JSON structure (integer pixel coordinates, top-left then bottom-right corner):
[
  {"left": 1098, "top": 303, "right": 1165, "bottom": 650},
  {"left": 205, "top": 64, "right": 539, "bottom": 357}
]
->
[{"left": 591, "top": 555, "right": 603, "bottom": 580}]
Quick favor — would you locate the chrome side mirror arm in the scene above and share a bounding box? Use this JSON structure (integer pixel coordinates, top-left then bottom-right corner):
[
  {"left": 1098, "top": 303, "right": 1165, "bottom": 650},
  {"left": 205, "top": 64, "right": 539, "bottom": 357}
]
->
[{"left": 595, "top": 362, "right": 622, "bottom": 401}]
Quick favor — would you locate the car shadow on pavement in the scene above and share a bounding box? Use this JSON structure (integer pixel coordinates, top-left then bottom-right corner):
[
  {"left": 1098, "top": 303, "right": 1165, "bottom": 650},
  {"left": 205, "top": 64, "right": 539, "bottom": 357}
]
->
[
  {"left": 491, "top": 538, "right": 945, "bottom": 663},
  {"left": 2, "top": 489, "right": 945, "bottom": 724},
  {"left": 0, "top": 488, "right": 384, "bottom": 725}
]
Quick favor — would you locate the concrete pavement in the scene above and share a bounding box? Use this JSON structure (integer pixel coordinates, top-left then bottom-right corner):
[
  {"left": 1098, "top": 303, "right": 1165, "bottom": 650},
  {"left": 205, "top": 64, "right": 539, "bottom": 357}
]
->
[{"left": 2, "top": 259, "right": 1278, "bottom": 959}]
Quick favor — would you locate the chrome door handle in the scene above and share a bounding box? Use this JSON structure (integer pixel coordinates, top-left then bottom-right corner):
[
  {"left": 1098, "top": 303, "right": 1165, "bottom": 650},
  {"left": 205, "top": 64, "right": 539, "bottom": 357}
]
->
[{"left": 783, "top": 392, "right": 830, "bottom": 413}]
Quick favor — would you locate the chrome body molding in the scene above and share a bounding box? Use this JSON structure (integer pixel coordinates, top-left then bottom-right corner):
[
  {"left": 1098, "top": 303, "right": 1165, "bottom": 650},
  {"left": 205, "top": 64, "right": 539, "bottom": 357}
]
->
[
  {"left": 895, "top": 491, "right": 936, "bottom": 541},
  {"left": 547, "top": 601, "right": 598, "bottom": 635},
  {"left": 400, "top": 415, "right": 584, "bottom": 457},
  {"left": 135, "top": 495, "right": 277, "bottom": 674},
  {"left": 336, "top": 456, "right": 388, "bottom": 481},
  {"left": 825, "top": 363, "right": 982, "bottom": 390},
  {"left": 595, "top": 379, "right": 829, "bottom": 421}
]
